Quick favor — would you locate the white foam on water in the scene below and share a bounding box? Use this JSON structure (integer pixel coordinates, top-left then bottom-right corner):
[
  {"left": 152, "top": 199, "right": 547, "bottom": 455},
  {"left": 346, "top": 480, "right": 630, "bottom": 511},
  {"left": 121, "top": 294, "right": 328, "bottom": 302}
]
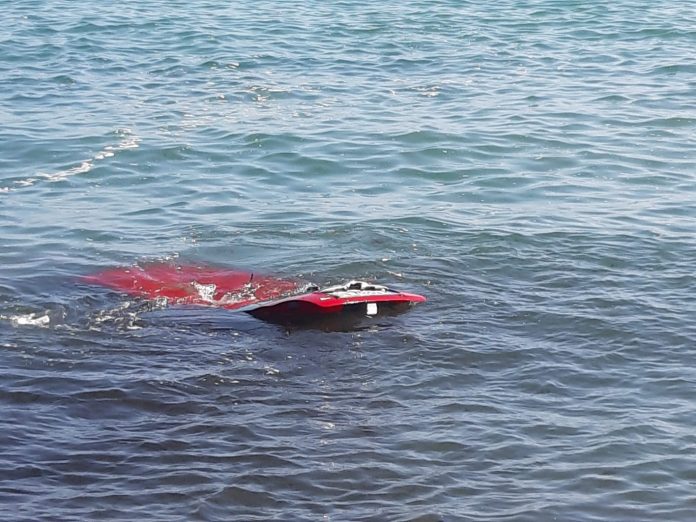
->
[
  {"left": 87, "top": 297, "right": 171, "bottom": 331},
  {"left": 13, "top": 128, "right": 141, "bottom": 188},
  {"left": 43, "top": 128, "right": 141, "bottom": 183},
  {"left": 2, "top": 312, "right": 51, "bottom": 328},
  {"left": 192, "top": 282, "right": 217, "bottom": 302}
]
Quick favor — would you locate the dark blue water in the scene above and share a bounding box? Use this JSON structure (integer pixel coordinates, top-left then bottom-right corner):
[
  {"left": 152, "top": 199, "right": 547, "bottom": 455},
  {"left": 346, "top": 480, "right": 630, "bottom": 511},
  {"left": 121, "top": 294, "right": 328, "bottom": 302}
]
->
[{"left": 2, "top": 1, "right": 696, "bottom": 520}]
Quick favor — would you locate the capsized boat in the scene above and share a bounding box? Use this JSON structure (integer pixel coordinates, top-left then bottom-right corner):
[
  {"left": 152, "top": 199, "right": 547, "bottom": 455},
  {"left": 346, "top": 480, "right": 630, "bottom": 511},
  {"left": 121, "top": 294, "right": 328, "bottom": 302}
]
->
[{"left": 81, "top": 263, "right": 426, "bottom": 325}]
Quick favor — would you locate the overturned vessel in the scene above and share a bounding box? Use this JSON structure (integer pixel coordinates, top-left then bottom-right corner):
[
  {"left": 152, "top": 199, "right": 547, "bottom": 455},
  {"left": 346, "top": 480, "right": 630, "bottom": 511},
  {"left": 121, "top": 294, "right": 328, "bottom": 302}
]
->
[{"left": 82, "top": 263, "right": 426, "bottom": 327}]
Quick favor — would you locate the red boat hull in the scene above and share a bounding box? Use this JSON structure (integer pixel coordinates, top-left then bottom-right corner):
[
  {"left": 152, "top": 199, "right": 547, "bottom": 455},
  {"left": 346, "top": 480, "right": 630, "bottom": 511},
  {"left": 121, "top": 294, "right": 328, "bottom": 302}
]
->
[{"left": 81, "top": 263, "right": 426, "bottom": 325}]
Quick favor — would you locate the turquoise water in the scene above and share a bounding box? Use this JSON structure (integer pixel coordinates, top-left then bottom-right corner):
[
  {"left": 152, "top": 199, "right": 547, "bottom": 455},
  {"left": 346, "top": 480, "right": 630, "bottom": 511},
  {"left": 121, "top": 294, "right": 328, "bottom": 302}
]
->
[{"left": 2, "top": 1, "right": 696, "bottom": 520}]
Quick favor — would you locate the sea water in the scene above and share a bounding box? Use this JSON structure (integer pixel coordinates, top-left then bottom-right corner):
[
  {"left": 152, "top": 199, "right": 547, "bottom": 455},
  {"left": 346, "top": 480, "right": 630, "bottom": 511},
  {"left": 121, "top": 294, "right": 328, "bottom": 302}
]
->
[{"left": 1, "top": 1, "right": 695, "bottom": 520}]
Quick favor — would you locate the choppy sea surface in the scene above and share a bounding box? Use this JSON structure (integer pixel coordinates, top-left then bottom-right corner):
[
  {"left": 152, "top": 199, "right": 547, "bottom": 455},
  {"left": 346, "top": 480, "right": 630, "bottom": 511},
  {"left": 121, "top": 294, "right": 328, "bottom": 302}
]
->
[{"left": 2, "top": 1, "right": 696, "bottom": 520}]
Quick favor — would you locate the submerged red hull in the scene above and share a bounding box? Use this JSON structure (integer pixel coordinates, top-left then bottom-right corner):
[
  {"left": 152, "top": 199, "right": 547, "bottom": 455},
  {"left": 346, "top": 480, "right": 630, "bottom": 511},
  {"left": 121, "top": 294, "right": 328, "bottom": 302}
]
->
[{"left": 81, "top": 264, "right": 306, "bottom": 309}]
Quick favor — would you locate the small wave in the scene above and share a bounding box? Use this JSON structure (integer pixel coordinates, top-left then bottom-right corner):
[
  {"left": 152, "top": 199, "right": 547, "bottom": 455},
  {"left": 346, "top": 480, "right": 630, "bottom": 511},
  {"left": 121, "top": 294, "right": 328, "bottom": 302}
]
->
[
  {"left": 88, "top": 298, "right": 170, "bottom": 331},
  {"left": 42, "top": 128, "right": 140, "bottom": 183},
  {"left": 7, "top": 128, "right": 141, "bottom": 190}
]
